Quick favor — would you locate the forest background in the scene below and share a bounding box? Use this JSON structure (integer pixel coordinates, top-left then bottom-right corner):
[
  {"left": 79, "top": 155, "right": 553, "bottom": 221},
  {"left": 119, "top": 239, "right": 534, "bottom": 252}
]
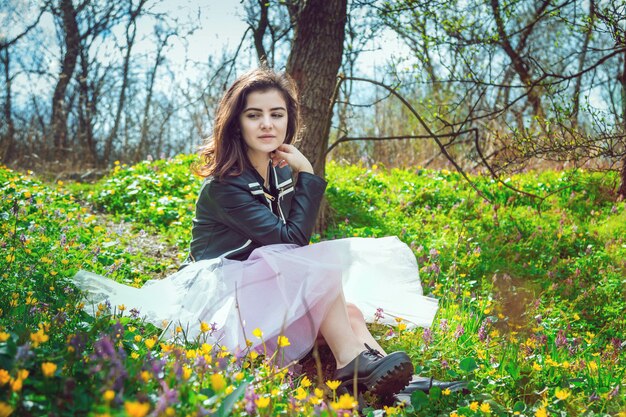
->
[{"left": 2, "top": 0, "right": 626, "bottom": 196}]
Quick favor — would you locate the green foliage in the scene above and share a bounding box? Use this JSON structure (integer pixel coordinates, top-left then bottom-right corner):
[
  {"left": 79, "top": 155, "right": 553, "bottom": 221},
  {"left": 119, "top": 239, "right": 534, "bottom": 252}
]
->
[{"left": 0, "top": 159, "right": 624, "bottom": 416}]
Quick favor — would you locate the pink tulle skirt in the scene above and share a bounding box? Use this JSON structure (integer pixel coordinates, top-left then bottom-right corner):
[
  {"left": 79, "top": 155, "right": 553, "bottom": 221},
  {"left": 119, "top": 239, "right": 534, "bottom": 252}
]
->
[{"left": 72, "top": 237, "right": 438, "bottom": 364}]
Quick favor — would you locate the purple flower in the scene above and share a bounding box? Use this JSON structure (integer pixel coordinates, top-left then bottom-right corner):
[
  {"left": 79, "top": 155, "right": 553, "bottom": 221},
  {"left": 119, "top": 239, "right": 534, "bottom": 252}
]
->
[
  {"left": 555, "top": 330, "right": 567, "bottom": 348},
  {"left": 422, "top": 328, "right": 433, "bottom": 347},
  {"left": 439, "top": 319, "right": 448, "bottom": 332},
  {"left": 478, "top": 324, "right": 488, "bottom": 342},
  {"left": 454, "top": 324, "right": 465, "bottom": 339},
  {"left": 60, "top": 233, "right": 67, "bottom": 246},
  {"left": 130, "top": 308, "right": 141, "bottom": 318},
  {"left": 441, "top": 359, "right": 449, "bottom": 369},
  {"left": 429, "top": 248, "right": 439, "bottom": 258},
  {"left": 244, "top": 385, "right": 258, "bottom": 415},
  {"left": 374, "top": 308, "right": 384, "bottom": 322},
  {"left": 155, "top": 380, "right": 179, "bottom": 414}
]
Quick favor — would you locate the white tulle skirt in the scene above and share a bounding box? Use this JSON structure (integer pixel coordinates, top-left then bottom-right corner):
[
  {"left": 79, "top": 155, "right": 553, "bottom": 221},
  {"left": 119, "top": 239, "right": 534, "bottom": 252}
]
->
[{"left": 71, "top": 237, "right": 438, "bottom": 364}]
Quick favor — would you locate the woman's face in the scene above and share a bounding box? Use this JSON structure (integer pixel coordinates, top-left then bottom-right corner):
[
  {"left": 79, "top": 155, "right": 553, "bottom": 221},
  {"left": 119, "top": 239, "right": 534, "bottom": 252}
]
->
[{"left": 239, "top": 89, "right": 288, "bottom": 161}]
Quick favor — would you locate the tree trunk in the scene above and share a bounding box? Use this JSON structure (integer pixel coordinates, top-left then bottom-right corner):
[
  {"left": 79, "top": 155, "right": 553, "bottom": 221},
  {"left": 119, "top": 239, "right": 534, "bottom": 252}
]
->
[
  {"left": 1, "top": 48, "right": 16, "bottom": 164},
  {"left": 286, "top": 0, "right": 348, "bottom": 178},
  {"left": 251, "top": 0, "right": 269, "bottom": 64},
  {"left": 572, "top": 0, "right": 596, "bottom": 126},
  {"left": 51, "top": 0, "right": 80, "bottom": 161},
  {"left": 134, "top": 33, "right": 166, "bottom": 161},
  {"left": 490, "top": 0, "right": 546, "bottom": 121},
  {"left": 104, "top": 0, "right": 146, "bottom": 166},
  {"left": 619, "top": 51, "right": 626, "bottom": 199},
  {"left": 77, "top": 47, "right": 97, "bottom": 165}
]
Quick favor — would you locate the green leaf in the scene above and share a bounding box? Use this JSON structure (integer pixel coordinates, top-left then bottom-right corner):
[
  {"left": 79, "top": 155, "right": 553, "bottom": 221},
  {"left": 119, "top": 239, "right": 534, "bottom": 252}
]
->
[
  {"left": 0, "top": 338, "right": 17, "bottom": 370},
  {"left": 459, "top": 357, "right": 478, "bottom": 373},
  {"left": 513, "top": 401, "right": 526, "bottom": 412},
  {"left": 216, "top": 380, "right": 249, "bottom": 417},
  {"left": 447, "top": 369, "right": 459, "bottom": 378},
  {"left": 429, "top": 386, "right": 441, "bottom": 400},
  {"left": 410, "top": 390, "right": 429, "bottom": 410}
]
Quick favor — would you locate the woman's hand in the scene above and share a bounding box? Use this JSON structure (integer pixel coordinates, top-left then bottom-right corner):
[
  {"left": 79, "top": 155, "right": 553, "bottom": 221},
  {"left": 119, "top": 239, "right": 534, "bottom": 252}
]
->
[{"left": 271, "top": 144, "right": 314, "bottom": 174}]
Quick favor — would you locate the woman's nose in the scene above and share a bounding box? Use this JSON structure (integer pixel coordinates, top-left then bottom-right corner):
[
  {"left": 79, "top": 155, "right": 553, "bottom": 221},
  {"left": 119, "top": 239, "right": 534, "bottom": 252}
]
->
[{"left": 260, "top": 115, "right": 272, "bottom": 128}]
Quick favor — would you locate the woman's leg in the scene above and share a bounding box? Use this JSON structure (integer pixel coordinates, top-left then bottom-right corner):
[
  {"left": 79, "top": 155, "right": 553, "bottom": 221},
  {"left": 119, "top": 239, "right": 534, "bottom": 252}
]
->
[
  {"left": 318, "top": 292, "right": 369, "bottom": 369},
  {"left": 345, "top": 303, "right": 387, "bottom": 355}
]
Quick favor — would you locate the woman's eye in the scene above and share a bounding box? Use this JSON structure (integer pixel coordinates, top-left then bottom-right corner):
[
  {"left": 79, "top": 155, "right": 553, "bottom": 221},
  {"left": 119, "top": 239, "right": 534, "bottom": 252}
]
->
[
  {"left": 272, "top": 113, "right": 285, "bottom": 118},
  {"left": 247, "top": 114, "right": 260, "bottom": 119}
]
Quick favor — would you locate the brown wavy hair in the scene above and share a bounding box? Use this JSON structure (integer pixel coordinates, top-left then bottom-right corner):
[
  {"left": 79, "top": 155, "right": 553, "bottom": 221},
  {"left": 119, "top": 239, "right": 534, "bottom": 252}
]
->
[{"left": 194, "top": 67, "right": 301, "bottom": 178}]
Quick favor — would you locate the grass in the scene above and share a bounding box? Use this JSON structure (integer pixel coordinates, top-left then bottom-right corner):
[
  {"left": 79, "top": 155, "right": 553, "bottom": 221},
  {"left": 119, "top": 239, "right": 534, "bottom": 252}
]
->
[{"left": 0, "top": 156, "right": 624, "bottom": 416}]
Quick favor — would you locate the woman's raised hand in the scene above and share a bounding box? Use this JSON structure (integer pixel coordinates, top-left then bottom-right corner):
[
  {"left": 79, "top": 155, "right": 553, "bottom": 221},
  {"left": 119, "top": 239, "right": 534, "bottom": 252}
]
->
[{"left": 271, "top": 144, "right": 314, "bottom": 174}]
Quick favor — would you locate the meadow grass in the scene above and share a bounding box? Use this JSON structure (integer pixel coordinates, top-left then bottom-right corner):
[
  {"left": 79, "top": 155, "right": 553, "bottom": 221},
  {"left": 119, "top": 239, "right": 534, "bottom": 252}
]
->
[{"left": 0, "top": 156, "right": 624, "bottom": 416}]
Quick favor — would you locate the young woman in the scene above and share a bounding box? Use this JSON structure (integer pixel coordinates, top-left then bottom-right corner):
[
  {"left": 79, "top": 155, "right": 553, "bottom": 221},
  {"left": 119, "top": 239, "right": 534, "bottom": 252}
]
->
[{"left": 73, "top": 67, "right": 442, "bottom": 399}]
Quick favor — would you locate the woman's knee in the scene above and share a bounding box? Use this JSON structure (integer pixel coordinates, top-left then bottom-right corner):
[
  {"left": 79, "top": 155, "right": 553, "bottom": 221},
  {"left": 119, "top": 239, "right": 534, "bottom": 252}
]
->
[{"left": 346, "top": 303, "right": 365, "bottom": 323}]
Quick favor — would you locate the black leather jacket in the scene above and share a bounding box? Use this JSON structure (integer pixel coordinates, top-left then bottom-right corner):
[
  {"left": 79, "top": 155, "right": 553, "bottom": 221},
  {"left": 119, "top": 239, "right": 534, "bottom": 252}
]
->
[{"left": 180, "top": 163, "right": 327, "bottom": 268}]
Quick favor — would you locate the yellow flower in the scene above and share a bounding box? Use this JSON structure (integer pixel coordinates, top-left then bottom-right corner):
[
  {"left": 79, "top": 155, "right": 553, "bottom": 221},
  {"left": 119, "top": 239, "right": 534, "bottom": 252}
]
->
[
  {"left": 124, "top": 401, "right": 150, "bottom": 417},
  {"left": 442, "top": 388, "right": 451, "bottom": 396},
  {"left": 175, "top": 326, "right": 182, "bottom": 334},
  {"left": 200, "top": 321, "right": 210, "bottom": 333},
  {"left": 253, "top": 328, "right": 263, "bottom": 339},
  {"left": 294, "top": 387, "right": 308, "bottom": 401},
  {"left": 144, "top": 338, "right": 156, "bottom": 349},
  {"left": 164, "top": 407, "right": 175, "bottom": 417},
  {"left": 300, "top": 376, "right": 312, "bottom": 388},
  {"left": 10, "top": 378, "right": 22, "bottom": 392},
  {"left": 480, "top": 402, "right": 491, "bottom": 413},
  {"left": 326, "top": 380, "right": 341, "bottom": 391},
  {"left": 118, "top": 304, "right": 125, "bottom": 311},
  {"left": 470, "top": 401, "right": 479, "bottom": 412},
  {"left": 141, "top": 370, "right": 151, "bottom": 382},
  {"left": 277, "top": 335, "right": 290, "bottom": 347},
  {"left": 331, "top": 393, "right": 358, "bottom": 410},
  {"left": 182, "top": 366, "right": 192, "bottom": 380},
  {"left": 0, "top": 369, "right": 10, "bottom": 385},
  {"left": 588, "top": 361, "right": 598, "bottom": 372},
  {"left": 255, "top": 396, "right": 270, "bottom": 409},
  {"left": 30, "top": 328, "right": 49, "bottom": 347},
  {"left": 555, "top": 388, "right": 570, "bottom": 400},
  {"left": 134, "top": 335, "right": 142, "bottom": 343},
  {"left": 314, "top": 388, "right": 324, "bottom": 398},
  {"left": 535, "top": 406, "right": 548, "bottom": 417},
  {"left": 103, "top": 390, "right": 115, "bottom": 402},
  {"left": 41, "top": 362, "right": 57, "bottom": 378},
  {"left": 0, "top": 402, "right": 14, "bottom": 417},
  {"left": 234, "top": 372, "right": 244, "bottom": 382},
  {"left": 131, "top": 352, "right": 140, "bottom": 359},
  {"left": 210, "top": 373, "right": 226, "bottom": 392},
  {"left": 17, "top": 370, "right": 28, "bottom": 380},
  {"left": 450, "top": 412, "right": 459, "bottom": 417},
  {"left": 0, "top": 332, "right": 9, "bottom": 342},
  {"left": 385, "top": 406, "right": 401, "bottom": 416},
  {"left": 532, "top": 362, "right": 542, "bottom": 371}
]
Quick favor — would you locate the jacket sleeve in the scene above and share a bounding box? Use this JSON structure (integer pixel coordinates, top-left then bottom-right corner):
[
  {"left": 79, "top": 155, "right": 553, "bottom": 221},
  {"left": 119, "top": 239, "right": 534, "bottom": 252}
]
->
[{"left": 207, "top": 172, "right": 327, "bottom": 246}]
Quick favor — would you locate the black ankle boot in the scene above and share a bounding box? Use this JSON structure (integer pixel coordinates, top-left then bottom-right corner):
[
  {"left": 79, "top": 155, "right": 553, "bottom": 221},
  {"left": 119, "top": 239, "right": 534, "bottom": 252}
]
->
[{"left": 333, "top": 344, "right": 413, "bottom": 398}]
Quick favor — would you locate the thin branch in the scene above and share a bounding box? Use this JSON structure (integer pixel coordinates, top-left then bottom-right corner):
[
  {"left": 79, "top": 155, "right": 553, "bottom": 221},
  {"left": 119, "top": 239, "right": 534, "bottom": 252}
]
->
[{"left": 337, "top": 75, "right": 492, "bottom": 203}]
